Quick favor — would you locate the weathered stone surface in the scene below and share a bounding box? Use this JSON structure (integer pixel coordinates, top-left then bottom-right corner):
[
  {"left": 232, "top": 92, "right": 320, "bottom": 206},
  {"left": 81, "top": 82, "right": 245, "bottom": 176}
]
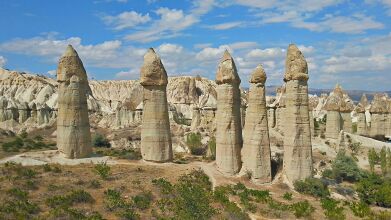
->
[
  {"left": 356, "top": 94, "right": 369, "bottom": 136},
  {"left": 191, "top": 107, "right": 201, "bottom": 131},
  {"left": 283, "top": 44, "right": 313, "bottom": 182},
  {"left": 369, "top": 94, "right": 388, "bottom": 138},
  {"left": 140, "top": 49, "right": 172, "bottom": 162},
  {"left": 336, "top": 130, "right": 346, "bottom": 152},
  {"left": 57, "top": 45, "right": 92, "bottom": 158},
  {"left": 241, "top": 65, "right": 271, "bottom": 183},
  {"left": 326, "top": 111, "right": 342, "bottom": 139},
  {"left": 215, "top": 50, "right": 242, "bottom": 175}
]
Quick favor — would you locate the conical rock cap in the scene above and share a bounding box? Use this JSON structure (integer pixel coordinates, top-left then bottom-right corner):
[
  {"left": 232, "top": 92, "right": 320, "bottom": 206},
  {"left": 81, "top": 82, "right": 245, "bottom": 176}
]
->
[
  {"left": 284, "top": 44, "right": 308, "bottom": 82},
  {"left": 249, "top": 64, "right": 266, "bottom": 84},
  {"left": 57, "top": 45, "right": 88, "bottom": 83},
  {"left": 140, "top": 48, "right": 168, "bottom": 86},
  {"left": 216, "top": 50, "right": 241, "bottom": 85}
]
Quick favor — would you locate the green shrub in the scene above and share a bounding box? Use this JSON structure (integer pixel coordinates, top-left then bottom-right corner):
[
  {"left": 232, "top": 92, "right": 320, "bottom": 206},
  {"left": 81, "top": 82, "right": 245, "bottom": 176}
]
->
[
  {"left": 356, "top": 173, "right": 391, "bottom": 207},
  {"left": 132, "top": 191, "right": 153, "bottom": 210},
  {"left": 282, "top": 192, "right": 293, "bottom": 200},
  {"left": 104, "top": 189, "right": 139, "bottom": 219},
  {"left": 322, "top": 169, "right": 334, "bottom": 179},
  {"left": 208, "top": 137, "right": 216, "bottom": 159},
  {"left": 321, "top": 198, "right": 345, "bottom": 220},
  {"left": 349, "top": 201, "right": 370, "bottom": 218},
  {"left": 331, "top": 150, "right": 363, "bottom": 182},
  {"left": 95, "top": 148, "right": 141, "bottom": 160},
  {"left": 380, "top": 146, "right": 388, "bottom": 175},
  {"left": 46, "top": 190, "right": 94, "bottom": 208},
  {"left": 290, "top": 200, "right": 315, "bottom": 218},
  {"left": 93, "top": 133, "right": 111, "bottom": 148},
  {"left": 186, "top": 133, "right": 204, "bottom": 155},
  {"left": 368, "top": 148, "right": 379, "bottom": 173},
  {"left": 294, "top": 178, "right": 330, "bottom": 198},
  {"left": 94, "top": 162, "right": 111, "bottom": 180}
]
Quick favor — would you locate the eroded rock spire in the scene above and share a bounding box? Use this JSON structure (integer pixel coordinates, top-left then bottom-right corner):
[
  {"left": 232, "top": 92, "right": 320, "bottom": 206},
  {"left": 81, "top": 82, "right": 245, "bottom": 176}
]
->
[
  {"left": 215, "top": 50, "right": 242, "bottom": 175},
  {"left": 57, "top": 45, "right": 92, "bottom": 158},
  {"left": 140, "top": 48, "right": 173, "bottom": 162},
  {"left": 282, "top": 44, "right": 313, "bottom": 182}
]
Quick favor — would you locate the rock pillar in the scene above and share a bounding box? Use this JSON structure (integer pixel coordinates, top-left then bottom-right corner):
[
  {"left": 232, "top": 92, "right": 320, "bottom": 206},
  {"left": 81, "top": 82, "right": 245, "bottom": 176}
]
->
[
  {"left": 57, "top": 45, "right": 92, "bottom": 158},
  {"left": 140, "top": 48, "right": 172, "bottom": 162},
  {"left": 215, "top": 50, "right": 242, "bottom": 175},
  {"left": 282, "top": 44, "right": 313, "bottom": 182},
  {"left": 241, "top": 65, "right": 271, "bottom": 183},
  {"left": 356, "top": 94, "right": 368, "bottom": 136}
]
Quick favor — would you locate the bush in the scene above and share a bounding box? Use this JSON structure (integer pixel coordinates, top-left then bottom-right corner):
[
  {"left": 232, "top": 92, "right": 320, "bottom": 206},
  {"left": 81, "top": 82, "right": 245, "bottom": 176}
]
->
[
  {"left": 282, "top": 192, "right": 293, "bottom": 200},
  {"left": 93, "top": 133, "right": 111, "bottom": 148},
  {"left": 331, "top": 150, "right": 363, "bottom": 182},
  {"left": 186, "top": 133, "right": 204, "bottom": 155},
  {"left": 290, "top": 200, "right": 315, "bottom": 218},
  {"left": 208, "top": 137, "right": 216, "bottom": 160},
  {"left": 94, "top": 162, "right": 111, "bottom": 180},
  {"left": 355, "top": 173, "right": 391, "bottom": 207},
  {"left": 321, "top": 198, "right": 345, "bottom": 220},
  {"left": 349, "top": 201, "right": 370, "bottom": 218},
  {"left": 132, "top": 191, "right": 153, "bottom": 210},
  {"left": 294, "top": 178, "right": 330, "bottom": 198},
  {"left": 104, "top": 189, "right": 139, "bottom": 219}
]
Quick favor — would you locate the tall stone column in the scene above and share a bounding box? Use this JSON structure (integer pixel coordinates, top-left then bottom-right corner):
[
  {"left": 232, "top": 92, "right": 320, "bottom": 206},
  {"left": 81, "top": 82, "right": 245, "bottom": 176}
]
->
[
  {"left": 57, "top": 45, "right": 92, "bottom": 158},
  {"left": 241, "top": 65, "right": 271, "bottom": 183},
  {"left": 325, "top": 86, "right": 343, "bottom": 139},
  {"left": 215, "top": 50, "right": 242, "bottom": 175},
  {"left": 369, "top": 94, "right": 388, "bottom": 139},
  {"left": 356, "top": 94, "right": 368, "bottom": 136},
  {"left": 340, "top": 101, "right": 354, "bottom": 133},
  {"left": 282, "top": 44, "right": 313, "bottom": 182},
  {"left": 191, "top": 106, "right": 201, "bottom": 131},
  {"left": 140, "top": 48, "right": 172, "bottom": 162}
]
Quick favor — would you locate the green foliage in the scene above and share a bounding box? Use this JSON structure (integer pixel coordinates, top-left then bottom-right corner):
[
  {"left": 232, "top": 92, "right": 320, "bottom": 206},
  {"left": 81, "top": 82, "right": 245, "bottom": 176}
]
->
[
  {"left": 294, "top": 178, "right": 330, "bottom": 198},
  {"left": 2, "top": 133, "right": 55, "bottom": 152},
  {"left": 388, "top": 148, "right": 391, "bottom": 170},
  {"left": 355, "top": 173, "right": 391, "bottom": 208},
  {"left": 132, "top": 191, "right": 153, "bottom": 210},
  {"left": 348, "top": 141, "right": 361, "bottom": 155},
  {"left": 380, "top": 146, "right": 388, "bottom": 175},
  {"left": 290, "top": 200, "right": 315, "bottom": 218},
  {"left": 19, "top": 130, "right": 28, "bottom": 139},
  {"left": 186, "top": 133, "right": 204, "bottom": 155},
  {"left": 104, "top": 189, "right": 140, "bottom": 219},
  {"left": 368, "top": 148, "right": 379, "bottom": 173},
  {"left": 322, "top": 169, "right": 334, "bottom": 179},
  {"left": 95, "top": 148, "right": 142, "bottom": 160},
  {"left": 0, "top": 187, "right": 40, "bottom": 219},
  {"left": 321, "top": 198, "right": 345, "bottom": 220},
  {"left": 46, "top": 190, "right": 94, "bottom": 208},
  {"left": 208, "top": 136, "right": 216, "bottom": 160},
  {"left": 153, "top": 169, "right": 217, "bottom": 219},
  {"left": 352, "top": 122, "right": 357, "bottom": 133},
  {"left": 349, "top": 201, "right": 370, "bottom": 218},
  {"left": 331, "top": 150, "right": 363, "bottom": 182},
  {"left": 94, "top": 162, "right": 111, "bottom": 180},
  {"left": 282, "top": 192, "right": 293, "bottom": 200},
  {"left": 213, "top": 186, "right": 250, "bottom": 220},
  {"left": 93, "top": 133, "right": 111, "bottom": 148}
]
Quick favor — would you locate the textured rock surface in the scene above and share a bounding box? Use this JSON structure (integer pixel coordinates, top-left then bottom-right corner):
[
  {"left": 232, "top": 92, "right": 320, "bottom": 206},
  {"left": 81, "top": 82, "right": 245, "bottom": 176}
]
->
[
  {"left": 140, "top": 49, "right": 172, "bottom": 162},
  {"left": 336, "top": 130, "right": 346, "bottom": 152},
  {"left": 369, "top": 94, "right": 388, "bottom": 138},
  {"left": 356, "top": 94, "right": 369, "bottom": 136},
  {"left": 215, "top": 50, "right": 242, "bottom": 175},
  {"left": 241, "top": 65, "right": 271, "bottom": 183},
  {"left": 282, "top": 44, "right": 313, "bottom": 182},
  {"left": 325, "top": 85, "right": 344, "bottom": 139},
  {"left": 56, "top": 45, "right": 92, "bottom": 158}
]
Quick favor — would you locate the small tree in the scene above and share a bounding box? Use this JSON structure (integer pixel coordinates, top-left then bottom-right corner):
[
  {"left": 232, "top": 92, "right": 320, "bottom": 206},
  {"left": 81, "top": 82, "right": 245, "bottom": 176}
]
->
[
  {"left": 380, "top": 146, "right": 387, "bottom": 175},
  {"left": 387, "top": 148, "right": 391, "bottom": 170},
  {"left": 93, "top": 133, "right": 111, "bottom": 148},
  {"left": 368, "top": 148, "right": 378, "bottom": 173},
  {"left": 186, "top": 133, "right": 204, "bottom": 155}
]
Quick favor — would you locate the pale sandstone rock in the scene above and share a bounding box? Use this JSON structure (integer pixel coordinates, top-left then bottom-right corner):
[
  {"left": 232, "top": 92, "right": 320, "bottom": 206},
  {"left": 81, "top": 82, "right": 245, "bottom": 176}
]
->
[
  {"left": 356, "top": 94, "right": 369, "bottom": 136},
  {"left": 140, "top": 49, "right": 172, "bottom": 162},
  {"left": 215, "top": 50, "right": 242, "bottom": 175},
  {"left": 325, "top": 85, "right": 343, "bottom": 139},
  {"left": 57, "top": 45, "right": 92, "bottom": 159},
  {"left": 282, "top": 44, "right": 313, "bottom": 182},
  {"left": 369, "top": 94, "right": 388, "bottom": 138},
  {"left": 241, "top": 65, "right": 271, "bottom": 183},
  {"left": 309, "top": 96, "right": 319, "bottom": 137},
  {"left": 336, "top": 130, "right": 346, "bottom": 152},
  {"left": 191, "top": 107, "right": 201, "bottom": 131}
]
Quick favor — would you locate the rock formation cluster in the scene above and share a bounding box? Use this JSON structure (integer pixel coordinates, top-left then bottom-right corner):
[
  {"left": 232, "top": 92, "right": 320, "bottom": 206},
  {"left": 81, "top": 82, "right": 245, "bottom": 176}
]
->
[
  {"left": 369, "top": 94, "right": 388, "bottom": 138},
  {"left": 356, "top": 94, "right": 369, "bottom": 136},
  {"left": 282, "top": 44, "right": 313, "bottom": 182},
  {"left": 56, "top": 45, "right": 92, "bottom": 159},
  {"left": 215, "top": 50, "right": 243, "bottom": 175},
  {"left": 139, "top": 48, "right": 173, "bottom": 162}
]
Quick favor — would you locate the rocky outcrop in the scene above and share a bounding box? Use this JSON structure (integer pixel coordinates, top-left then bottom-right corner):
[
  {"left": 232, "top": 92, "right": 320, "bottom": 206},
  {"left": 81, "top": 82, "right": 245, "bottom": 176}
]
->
[
  {"left": 140, "top": 48, "right": 172, "bottom": 162},
  {"left": 215, "top": 50, "right": 242, "bottom": 175},
  {"left": 275, "top": 86, "right": 286, "bottom": 135},
  {"left": 241, "top": 65, "right": 271, "bottom": 183},
  {"left": 356, "top": 94, "right": 369, "bottom": 136},
  {"left": 369, "top": 94, "right": 388, "bottom": 138},
  {"left": 309, "top": 96, "right": 319, "bottom": 137},
  {"left": 325, "top": 85, "right": 343, "bottom": 139},
  {"left": 56, "top": 45, "right": 92, "bottom": 158},
  {"left": 282, "top": 44, "right": 313, "bottom": 182},
  {"left": 336, "top": 130, "right": 346, "bottom": 152}
]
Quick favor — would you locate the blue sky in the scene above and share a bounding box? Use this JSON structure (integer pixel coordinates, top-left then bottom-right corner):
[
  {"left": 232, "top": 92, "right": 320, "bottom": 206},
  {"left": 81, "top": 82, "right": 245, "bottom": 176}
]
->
[{"left": 0, "top": 0, "right": 390, "bottom": 90}]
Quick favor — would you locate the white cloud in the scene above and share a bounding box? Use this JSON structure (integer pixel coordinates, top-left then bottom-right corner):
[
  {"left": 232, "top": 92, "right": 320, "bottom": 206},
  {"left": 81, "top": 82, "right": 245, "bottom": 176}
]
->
[
  {"left": 115, "top": 69, "right": 139, "bottom": 79},
  {"left": 158, "top": 43, "right": 183, "bottom": 54},
  {"left": 47, "top": 70, "right": 56, "bottom": 76},
  {"left": 245, "top": 48, "right": 285, "bottom": 60},
  {"left": 0, "top": 56, "right": 6, "bottom": 67},
  {"left": 196, "top": 45, "right": 231, "bottom": 62},
  {"left": 102, "top": 11, "right": 151, "bottom": 30},
  {"left": 207, "top": 21, "right": 242, "bottom": 30}
]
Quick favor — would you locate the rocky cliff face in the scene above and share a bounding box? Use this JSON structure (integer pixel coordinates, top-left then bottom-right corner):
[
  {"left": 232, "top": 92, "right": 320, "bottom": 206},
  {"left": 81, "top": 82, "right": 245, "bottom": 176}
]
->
[{"left": 0, "top": 68, "right": 217, "bottom": 132}]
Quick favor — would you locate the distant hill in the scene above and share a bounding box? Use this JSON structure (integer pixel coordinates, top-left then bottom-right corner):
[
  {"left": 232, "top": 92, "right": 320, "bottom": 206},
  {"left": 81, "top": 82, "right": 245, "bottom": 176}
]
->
[{"left": 264, "top": 86, "right": 391, "bottom": 102}]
